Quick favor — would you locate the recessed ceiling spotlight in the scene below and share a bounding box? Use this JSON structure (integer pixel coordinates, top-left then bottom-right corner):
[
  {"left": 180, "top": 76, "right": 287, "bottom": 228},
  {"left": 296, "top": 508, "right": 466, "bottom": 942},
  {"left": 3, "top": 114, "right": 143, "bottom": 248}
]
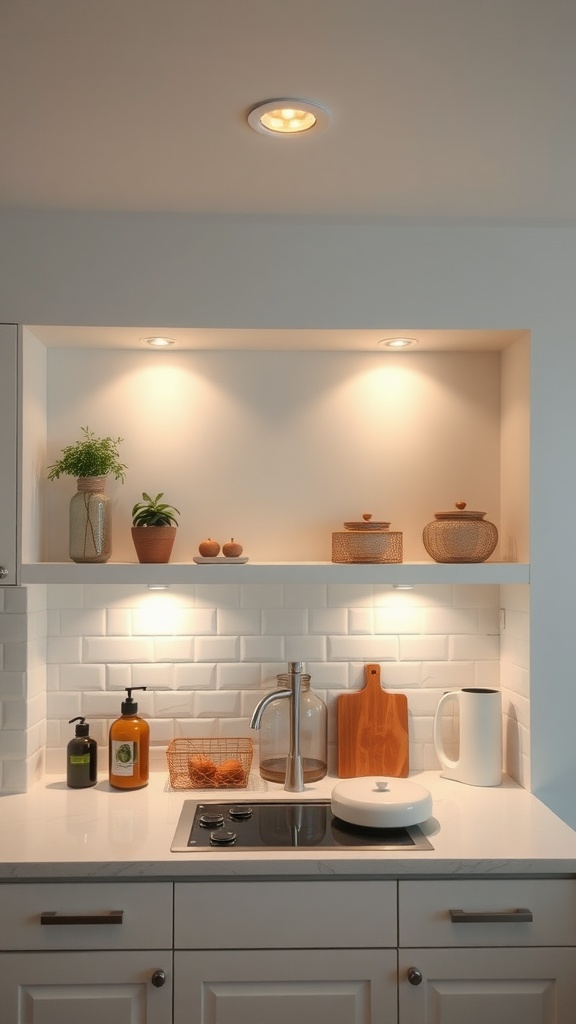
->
[
  {"left": 140, "top": 336, "right": 177, "bottom": 348},
  {"left": 378, "top": 337, "right": 419, "bottom": 349},
  {"left": 248, "top": 99, "right": 329, "bottom": 136}
]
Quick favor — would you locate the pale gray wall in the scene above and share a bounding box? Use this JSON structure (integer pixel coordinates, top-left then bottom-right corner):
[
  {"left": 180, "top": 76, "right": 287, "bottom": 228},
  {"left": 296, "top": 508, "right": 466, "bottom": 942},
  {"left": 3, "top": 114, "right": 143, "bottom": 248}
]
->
[{"left": 0, "top": 210, "right": 574, "bottom": 825}]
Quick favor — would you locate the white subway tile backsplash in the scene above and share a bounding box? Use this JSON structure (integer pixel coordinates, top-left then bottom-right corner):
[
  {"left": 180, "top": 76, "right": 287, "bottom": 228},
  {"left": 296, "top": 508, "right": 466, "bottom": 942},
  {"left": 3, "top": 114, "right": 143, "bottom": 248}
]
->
[
  {"left": 328, "top": 584, "right": 374, "bottom": 607},
  {"left": 262, "top": 608, "right": 308, "bottom": 635},
  {"left": 0, "top": 582, "right": 529, "bottom": 792},
  {"left": 329, "top": 635, "right": 398, "bottom": 660},
  {"left": 107, "top": 664, "right": 132, "bottom": 690},
  {"left": 399, "top": 635, "right": 448, "bottom": 661},
  {"left": 131, "top": 662, "right": 175, "bottom": 689},
  {"left": 60, "top": 608, "right": 106, "bottom": 636},
  {"left": 309, "top": 608, "right": 347, "bottom": 634},
  {"left": 0, "top": 614, "right": 27, "bottom": 642},
  {"left": 421, "top": 606, "right": 479, "bottom": 634},
  {"left": 153, "top": 637, "right": 195, "bottom": 661},
  {"left": 0, "top": 671, "right": 26, "bottom": 699},
  {"left": 284, "top": 585, "right": 327, "bottom": 609},
  {"left": 240, "top": 635, "right": 284, "bottom": 662},
  {"left": 217, "top": 662, "right": 261, "bottom": 690},
  {"left": 421, "top": 661, "right": 475, "bottom": 688},
  {"left": 375, "top": 606, "right": 424, "bottom": 634},
  {"left": 193, "top": 584, "right": 240, "bottom": 608},
  {"left": 47, "top": 636, "right": 83, "bottom": 664},
  {"left": 84, "top": 636, "right": 154, "bottom": 662},
  {"left": 348, "top": 608, "right": 374, "bottom": 634},
  {"left": 59, "top": 663, "right": 106, "bottom": 691},
  {"left": 218, "top": 608, "right": 261, "bottom": 636},
  {"left": 195, "top": 636, "right": 239, "bottom": 662},
  {"left": 107, "top": 607, "right": 132, "bottom": 635},
  {"left": 285, "top": 635, "right": 327, "bottom": 662},
  {"left": 241, "top": 584, "right": 284, "bottom": 609},
  {"left": 194, "top": 690, "right": 241, "bottom": 718},
  {"left": 449, "top": 633, "right": 500, "bottom": 660},
  {"left": 174, "top": 663, "right": 215, "bottom": 690}
]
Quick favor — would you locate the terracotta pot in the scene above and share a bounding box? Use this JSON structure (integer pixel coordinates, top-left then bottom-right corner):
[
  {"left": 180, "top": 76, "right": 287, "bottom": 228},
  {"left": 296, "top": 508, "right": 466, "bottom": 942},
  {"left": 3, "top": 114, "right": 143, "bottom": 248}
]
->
[{"left": 131, "top": 526, "right": 177, "bottom": 564}]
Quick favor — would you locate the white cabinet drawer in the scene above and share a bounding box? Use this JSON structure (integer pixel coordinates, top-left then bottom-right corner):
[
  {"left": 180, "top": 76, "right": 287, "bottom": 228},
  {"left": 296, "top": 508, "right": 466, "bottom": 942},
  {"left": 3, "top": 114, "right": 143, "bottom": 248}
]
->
[
  {"left": 399, "top": 879, "right": 576, "bottom": 947},
  {"left": 0, "top": 882, "right": 173, "bottom": 950},
  {"left": 175, "top": 880, "right": 397, "bottom": 948}
]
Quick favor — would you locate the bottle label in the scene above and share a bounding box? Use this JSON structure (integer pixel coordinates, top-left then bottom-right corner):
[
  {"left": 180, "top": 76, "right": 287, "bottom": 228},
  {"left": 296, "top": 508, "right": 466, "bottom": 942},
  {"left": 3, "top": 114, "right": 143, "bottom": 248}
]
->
[
  {"left": 70, "top": 754, "right": 90, "bottom": 765},
  {"left": 111, "top": 740, "right": 138, "bottom": 776}
]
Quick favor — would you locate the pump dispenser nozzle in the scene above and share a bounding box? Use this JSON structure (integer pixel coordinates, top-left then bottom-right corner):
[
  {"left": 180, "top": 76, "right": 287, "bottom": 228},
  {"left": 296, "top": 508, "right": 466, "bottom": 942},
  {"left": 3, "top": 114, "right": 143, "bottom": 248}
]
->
[
  {"left": 69, "top": 716, "right": 89, "bottom": 737},
  {"left": 121, "top": 686, "right": 146, "bottom": 715}
]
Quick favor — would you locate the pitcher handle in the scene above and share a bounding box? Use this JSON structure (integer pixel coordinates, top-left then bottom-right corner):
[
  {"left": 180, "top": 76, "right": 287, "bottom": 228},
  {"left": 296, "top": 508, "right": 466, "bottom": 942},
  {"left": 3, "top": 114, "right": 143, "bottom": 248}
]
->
[{"left": 433, "top": 691, "right": 459, "bottom": 769}]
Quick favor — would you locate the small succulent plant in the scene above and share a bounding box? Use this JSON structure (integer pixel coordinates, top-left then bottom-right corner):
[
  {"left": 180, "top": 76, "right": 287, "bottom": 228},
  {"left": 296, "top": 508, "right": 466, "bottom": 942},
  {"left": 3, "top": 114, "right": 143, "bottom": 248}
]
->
[{"left": 131, "top": 492, "right": 180, "bottom": 527}]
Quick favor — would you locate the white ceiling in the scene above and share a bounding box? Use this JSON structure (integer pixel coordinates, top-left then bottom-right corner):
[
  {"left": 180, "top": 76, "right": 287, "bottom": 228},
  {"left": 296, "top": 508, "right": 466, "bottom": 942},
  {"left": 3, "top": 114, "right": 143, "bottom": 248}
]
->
[{"left": 2, "top": 0, "right": 576, "bottom": 222}]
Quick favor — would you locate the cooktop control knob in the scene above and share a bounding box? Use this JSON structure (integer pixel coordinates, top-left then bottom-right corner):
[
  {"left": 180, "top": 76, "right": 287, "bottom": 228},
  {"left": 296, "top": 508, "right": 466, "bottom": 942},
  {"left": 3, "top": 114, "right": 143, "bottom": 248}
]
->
[
  {"left": 210, "top": 830, "right": 237, "bottom": 846},
  {"left": 228, "top": 805, "right": 253, "bottom": 820},
  {"left": 199, "top": 813, "right": 225, "bottom": 829}
]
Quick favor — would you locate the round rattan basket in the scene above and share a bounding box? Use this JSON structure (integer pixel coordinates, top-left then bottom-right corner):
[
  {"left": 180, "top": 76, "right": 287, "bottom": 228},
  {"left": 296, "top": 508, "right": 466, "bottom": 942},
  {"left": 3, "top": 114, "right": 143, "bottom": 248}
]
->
[{"left": 422, "top": 502, "right": 498, "bottom": 563}]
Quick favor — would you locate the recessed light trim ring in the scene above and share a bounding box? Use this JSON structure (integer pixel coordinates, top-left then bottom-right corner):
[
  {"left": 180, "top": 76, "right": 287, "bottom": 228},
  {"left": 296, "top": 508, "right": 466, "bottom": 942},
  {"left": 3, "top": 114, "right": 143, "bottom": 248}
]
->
[{"left": 248, "top": 98, "right": 329, "bottom": 136}]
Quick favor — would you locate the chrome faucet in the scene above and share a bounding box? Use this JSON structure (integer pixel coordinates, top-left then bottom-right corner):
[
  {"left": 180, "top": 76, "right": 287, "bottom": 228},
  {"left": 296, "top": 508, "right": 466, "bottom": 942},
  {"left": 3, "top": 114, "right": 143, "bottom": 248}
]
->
[{"left": 250, "top": 661, "right": 305, "bottom": 792}]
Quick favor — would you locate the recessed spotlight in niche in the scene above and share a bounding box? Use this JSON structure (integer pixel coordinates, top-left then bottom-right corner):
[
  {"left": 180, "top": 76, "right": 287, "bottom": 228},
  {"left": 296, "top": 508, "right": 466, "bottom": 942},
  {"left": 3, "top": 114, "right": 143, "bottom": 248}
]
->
[
  {"left": 378, "top": 337, "right": 419, "bottom": 349},
  {"left": 140, "top": 336, "right": 177, "bottom": 348}
]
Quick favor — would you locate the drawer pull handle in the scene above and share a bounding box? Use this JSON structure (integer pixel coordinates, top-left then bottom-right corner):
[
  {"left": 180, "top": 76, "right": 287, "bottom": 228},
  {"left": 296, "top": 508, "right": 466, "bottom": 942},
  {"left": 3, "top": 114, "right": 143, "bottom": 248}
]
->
[
  {"left": 40, "top": 910, "right": 124, "bottom": 926},
  {"left": 450, "top": 907, "right": 533, "bottom": 924}
]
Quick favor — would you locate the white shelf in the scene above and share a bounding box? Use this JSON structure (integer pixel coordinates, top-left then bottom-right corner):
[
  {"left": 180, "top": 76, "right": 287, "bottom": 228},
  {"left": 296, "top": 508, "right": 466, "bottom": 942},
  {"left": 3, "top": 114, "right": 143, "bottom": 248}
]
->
[{"left": 20, "top": 561, "right": 530, "bottom": 586}]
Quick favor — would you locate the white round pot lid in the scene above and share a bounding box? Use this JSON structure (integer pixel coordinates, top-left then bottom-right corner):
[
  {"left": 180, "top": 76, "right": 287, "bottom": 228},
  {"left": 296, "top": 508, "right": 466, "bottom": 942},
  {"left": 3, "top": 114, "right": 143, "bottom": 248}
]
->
[{"left": 331, "top": 777, "right": 433, "bottom": 829}]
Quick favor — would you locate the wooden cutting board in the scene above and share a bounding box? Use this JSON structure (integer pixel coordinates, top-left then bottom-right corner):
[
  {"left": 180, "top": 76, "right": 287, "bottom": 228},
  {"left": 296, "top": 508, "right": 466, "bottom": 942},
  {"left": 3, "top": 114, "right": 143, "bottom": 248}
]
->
[{"left": 337, "top": 663, "right": 409, "bottom": 778}]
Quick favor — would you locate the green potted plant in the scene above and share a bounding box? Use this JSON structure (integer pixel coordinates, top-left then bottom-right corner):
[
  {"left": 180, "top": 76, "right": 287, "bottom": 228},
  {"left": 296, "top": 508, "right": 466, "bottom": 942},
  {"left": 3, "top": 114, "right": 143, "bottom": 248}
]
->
[
  {"left": 131, "top": 492, "right": 180, "bottom": 563},
  {"left": 48, "top": 427, "right": 126, "bottom": 564}
]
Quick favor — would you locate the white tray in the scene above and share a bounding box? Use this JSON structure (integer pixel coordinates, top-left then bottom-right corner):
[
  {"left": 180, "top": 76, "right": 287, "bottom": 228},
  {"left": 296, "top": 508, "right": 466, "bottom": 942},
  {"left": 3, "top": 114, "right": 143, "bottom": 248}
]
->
[{"left": 193, "top": 556, "right": 249, "bottom": 564}]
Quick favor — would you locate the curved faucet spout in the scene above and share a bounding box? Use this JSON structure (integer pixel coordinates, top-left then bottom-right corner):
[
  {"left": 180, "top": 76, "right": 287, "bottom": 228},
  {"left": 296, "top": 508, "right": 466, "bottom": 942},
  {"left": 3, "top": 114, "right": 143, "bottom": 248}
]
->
[{"left": 250, "top": 687, "right": 290, "bottom": 730}]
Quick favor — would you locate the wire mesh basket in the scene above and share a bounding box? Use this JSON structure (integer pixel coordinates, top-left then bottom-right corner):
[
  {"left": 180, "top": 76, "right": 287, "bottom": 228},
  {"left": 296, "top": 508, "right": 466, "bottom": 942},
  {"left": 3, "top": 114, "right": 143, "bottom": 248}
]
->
[{"left": 166, "top": 737, "right": 253, "bottom": 789}]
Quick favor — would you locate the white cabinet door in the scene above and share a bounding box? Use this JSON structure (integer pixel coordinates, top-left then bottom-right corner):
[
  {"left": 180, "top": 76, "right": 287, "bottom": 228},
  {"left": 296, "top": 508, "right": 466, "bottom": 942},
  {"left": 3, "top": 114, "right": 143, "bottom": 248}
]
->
[
  {"left": 0, "top": 951, "right": 171, "bottom": 1024},
  {"left": 399, "top": 947, "right": 576, "bottom": 1024},
  {"left": 0, "top": 323, "right": 18, "bottom": 585},
  {"left": 174, "top": 948, "right": 397, "bottom": 1024}
]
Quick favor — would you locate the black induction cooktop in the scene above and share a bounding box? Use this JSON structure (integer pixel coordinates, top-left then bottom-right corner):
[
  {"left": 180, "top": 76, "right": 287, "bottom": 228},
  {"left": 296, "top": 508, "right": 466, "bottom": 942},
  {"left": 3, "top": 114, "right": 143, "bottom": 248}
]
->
[{"left": 171, "top": 799, "right": 434, "bottom": 852}]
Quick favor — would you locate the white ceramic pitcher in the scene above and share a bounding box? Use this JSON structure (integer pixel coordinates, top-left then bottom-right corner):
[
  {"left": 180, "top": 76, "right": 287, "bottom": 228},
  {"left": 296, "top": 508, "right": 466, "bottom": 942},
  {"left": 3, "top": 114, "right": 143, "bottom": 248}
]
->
[{"left": 433, "top": 687, "right": 502, "bottom": 787}]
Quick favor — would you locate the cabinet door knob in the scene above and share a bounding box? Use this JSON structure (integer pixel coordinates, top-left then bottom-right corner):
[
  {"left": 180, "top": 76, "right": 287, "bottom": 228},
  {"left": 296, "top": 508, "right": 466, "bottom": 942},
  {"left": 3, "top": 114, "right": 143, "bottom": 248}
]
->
[
  {"left": 407, "top": 967, "right": 423, "bottom": 986},
  {"left": 151, "top": 970, "right": 167, "bottom": 988},
  {"left": 0, "top": 567, "right": 8, "bottom": 579}
]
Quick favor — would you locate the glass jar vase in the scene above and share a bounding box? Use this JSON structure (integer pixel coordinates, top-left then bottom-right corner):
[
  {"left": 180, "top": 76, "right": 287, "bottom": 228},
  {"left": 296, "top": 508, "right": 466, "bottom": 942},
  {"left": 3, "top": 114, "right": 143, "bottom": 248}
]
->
[
  {"left": 69, "top": 475, "right": 111, "bottom": 563},
  {"left": 259, "top": 673, "right": 327, "bottom": 783}
]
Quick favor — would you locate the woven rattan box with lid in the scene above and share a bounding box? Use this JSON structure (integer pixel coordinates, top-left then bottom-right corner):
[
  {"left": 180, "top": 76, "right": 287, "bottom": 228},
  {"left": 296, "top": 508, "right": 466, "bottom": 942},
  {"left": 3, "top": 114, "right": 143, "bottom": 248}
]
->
[
  {"left": 422, "top": 501, "right": 498, "bottom": 563},
  {"left": 332, "top": 513, "right": 403, "bottom": 564}
]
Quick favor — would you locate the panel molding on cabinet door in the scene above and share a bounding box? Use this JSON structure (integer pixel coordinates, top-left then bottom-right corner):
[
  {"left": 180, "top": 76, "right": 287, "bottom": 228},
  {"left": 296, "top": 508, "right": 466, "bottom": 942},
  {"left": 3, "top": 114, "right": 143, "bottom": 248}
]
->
[
  {"left": 174, "top": 948, "right": 397, "bottom": 1024},
  {"left": 0, "top": 950, "right": 172, "bottom": 1024},
  {"left": 0, "top": 324, "right": 18, "bottom": 585},
  {"left": 399, "top": 947, "right": 576, "bottom": 1024}
]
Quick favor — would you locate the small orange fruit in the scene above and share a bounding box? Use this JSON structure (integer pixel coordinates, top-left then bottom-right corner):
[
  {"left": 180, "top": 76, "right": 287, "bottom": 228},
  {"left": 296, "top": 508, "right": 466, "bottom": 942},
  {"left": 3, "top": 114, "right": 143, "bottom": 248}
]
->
[{"left": 222, "top": 538, "right": 243, "bottom": 557}]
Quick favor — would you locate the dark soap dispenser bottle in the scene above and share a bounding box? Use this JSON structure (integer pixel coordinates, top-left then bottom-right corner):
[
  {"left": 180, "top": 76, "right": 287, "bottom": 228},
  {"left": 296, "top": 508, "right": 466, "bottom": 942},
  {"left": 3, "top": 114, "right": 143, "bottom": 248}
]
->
[
  {"left": 109, "top": 686, "right": 150, "bottom": 790},
  {"left": 67, "top": 716, "right": 97, "bottom": 789}
]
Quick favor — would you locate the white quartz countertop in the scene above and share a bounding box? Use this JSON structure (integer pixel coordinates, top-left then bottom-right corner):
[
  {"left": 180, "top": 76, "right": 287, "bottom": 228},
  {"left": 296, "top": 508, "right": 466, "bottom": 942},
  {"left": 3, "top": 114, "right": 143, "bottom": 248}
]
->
[{"left": 1, "top": 771, "right": 576, "bottom": 880}]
